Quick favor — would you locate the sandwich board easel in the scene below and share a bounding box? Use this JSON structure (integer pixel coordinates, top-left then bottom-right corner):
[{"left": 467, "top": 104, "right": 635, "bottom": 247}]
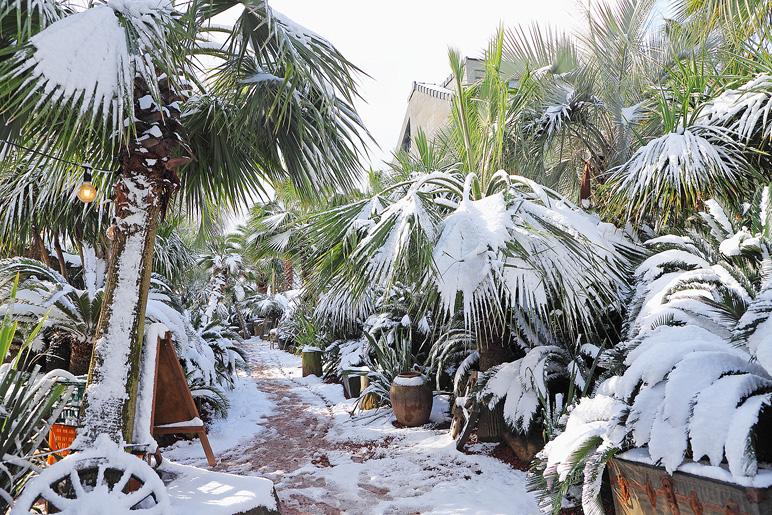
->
[{"left": 150, "top": 332, "right": 216, "bottom": 466}]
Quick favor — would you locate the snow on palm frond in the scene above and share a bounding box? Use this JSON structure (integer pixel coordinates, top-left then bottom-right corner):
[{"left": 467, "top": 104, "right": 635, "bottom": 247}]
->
[
  {"left": 495, "top": 176, "right": 631, "bottom": 331},
  {"left": 320, "top": 171, "right": 633, "bottom": 336},
  {"left": 736, "top": 270, "right": 772, "bottom": 369},
  {"left": 0, "top": 257, "right": 101, "bottom": 349},
  {"left": 532, "top": 377, "right": 627, "bottom": 515},
  {"left": 528, "top": 80, "right": 603, "bottom": 139},
  {"left": 607, "top": 125, "right": 752, "bottom": 225},
  {"left": 433, "top": 190, "right": 511, "bottom": 323},
  {"left": 2, "top": 0, "right": 184, "bottom": 148},
  {"left": 625, "top": 244, "right": 736, "bottom": 339},
  {"left": 699, "top": 74, "right": 772, "bottom": 143},
  {"left": 348, "top": 173, "right": 445, "bottom": 289}
]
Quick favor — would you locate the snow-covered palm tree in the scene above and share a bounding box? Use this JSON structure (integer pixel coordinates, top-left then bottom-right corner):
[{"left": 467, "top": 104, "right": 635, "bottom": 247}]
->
[
  {"left": 499, "top": 0, "right": 666, "bottom": 202},
  {"left": 311, "top": 168, "right": 634, "bottom": 438},
  {"left": 0, "top": 0, "right": 368, "bottom": 445},
  {"left": 197, "top": 234, "right": 246, "bottom": 328}
]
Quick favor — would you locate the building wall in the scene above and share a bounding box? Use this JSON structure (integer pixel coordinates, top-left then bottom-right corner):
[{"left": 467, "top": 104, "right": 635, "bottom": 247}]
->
[
  {"left": 395, "top": 83, "right": 453, "bottom": 154},
  {"left": 394, "top": 58, "right": 484, "bottom": 156}
]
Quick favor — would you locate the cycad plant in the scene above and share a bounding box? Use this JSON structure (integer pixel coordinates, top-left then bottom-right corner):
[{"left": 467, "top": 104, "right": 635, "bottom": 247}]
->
[
  {"left": 532, "top": 189, "right": 772, "bottom": 514},
  {"left": 0, "top": 257, "right": 102, "bottom": 375}
]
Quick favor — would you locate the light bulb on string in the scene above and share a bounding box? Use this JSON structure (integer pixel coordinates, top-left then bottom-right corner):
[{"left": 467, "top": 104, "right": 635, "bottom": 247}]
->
[{"left": 77, "top": 167, "right": 97, "bottom": 203}]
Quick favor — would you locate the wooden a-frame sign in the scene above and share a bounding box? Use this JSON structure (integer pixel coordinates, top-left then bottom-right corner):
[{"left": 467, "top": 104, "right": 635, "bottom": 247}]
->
[{"left": 150, "top": 332, "right": 216, "bottom": 467}]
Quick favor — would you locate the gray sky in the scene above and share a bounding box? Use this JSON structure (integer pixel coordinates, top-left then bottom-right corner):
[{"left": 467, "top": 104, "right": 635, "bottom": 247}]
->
[{"left": 269, "top": 0, "right": 586, "bottom": 170}]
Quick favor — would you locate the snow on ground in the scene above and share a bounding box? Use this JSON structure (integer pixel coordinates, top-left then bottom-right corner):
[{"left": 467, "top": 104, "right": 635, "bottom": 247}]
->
[
  {"left": 163, "top": 363, "right": 276, "bottom": 460},
  {"left": 162, "top": 338, "right": 542, "bottom": 515}
]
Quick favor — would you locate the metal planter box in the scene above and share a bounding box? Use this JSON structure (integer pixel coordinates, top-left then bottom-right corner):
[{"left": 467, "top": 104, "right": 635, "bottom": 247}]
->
[{"left": 608, "top": 456, "right": 772, "bottom": 515}]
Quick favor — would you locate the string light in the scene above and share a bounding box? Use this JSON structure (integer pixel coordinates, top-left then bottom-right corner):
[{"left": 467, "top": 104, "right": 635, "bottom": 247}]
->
[
  {"left": 0, "top": 139, "right": 118, "bottom": 174},
  {"left": 76, "top": 167, "right": 97, "bottom": 203},
  {"left": 0, "top": 138, "right": 118, "bottom": 204}
]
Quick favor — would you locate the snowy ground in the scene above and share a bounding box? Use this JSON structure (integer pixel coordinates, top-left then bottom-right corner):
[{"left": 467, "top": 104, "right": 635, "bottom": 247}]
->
[{"left": 162, "top": 338, "right": 542, "bottom": 515}]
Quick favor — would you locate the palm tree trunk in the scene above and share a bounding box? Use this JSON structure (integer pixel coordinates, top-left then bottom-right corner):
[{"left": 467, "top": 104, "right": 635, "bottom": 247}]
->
[
  {"left": 202, "top": 269, "right": 227, "bottom": 326},
  {"left": 53, "top": 233, "right": 70, "bottom": 284},
  {"left": 78, "top": 74, "right": 184, "bottom": 446},
  {"left": 283, "top": 259, "right": 294, "bottom": 290},
  {"left": 31, "top": 226, "right": 51, "bottom": 268},
  {"left": 477, "top": 323, "right": 509, "bottom": 442},
  {"left": 233, "top": 298, "right": 248, "bottom": 339},
  {"left": 69, "top": 337, "right": 92, "bottom": 375},
  {"left": 78, "top": 169, "right": 164, "bottom": 445}
]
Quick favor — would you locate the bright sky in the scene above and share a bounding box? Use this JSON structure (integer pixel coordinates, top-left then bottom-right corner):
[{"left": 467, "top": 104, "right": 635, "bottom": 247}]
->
[{"left": 268, "top": 0, "right": 587, "bottom": 171}]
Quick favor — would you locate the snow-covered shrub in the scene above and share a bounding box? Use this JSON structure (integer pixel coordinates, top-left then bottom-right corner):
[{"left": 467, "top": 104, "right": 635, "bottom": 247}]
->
[
  {"left": 244, "top": 291, "right": 288, "bottom": 322},
  {"left": 426, "top": 320, "right": 475, "bottom": 390},
  {"left": 0, "top": 280, "right": 75, "bottom": 510},
  {"left": 323, "top": 284, "right": 433, "bottom": 385},
  {"left": 195, "top": 321, "right": 248, "bottom": 389},
  {"left": 147, "top": 280, "right": 248, "bottom": 390},
  {"left": 0, "top": 257, "right": 103, "bottom": 373},
  {"left": 533, "top": 193, "right": 772, "bottom": 514},
  {"left": 477, "top": 344, "right": 599, "bottom": 438}
]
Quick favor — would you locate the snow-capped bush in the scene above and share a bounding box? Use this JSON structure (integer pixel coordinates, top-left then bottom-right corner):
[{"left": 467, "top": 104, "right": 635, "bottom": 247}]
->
[{"left": 534, "top": 194, "right": 772, "bottom": 514}]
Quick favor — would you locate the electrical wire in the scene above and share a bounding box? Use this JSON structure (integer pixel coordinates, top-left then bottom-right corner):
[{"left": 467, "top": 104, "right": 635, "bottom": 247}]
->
[{"left": 0, "top": 138, "right": 119, "bottom": 174}]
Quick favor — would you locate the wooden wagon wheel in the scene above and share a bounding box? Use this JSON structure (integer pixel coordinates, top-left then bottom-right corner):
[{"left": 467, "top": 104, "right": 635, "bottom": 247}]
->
[
  {"left": 12, "top": 445, "right": 170, "bottom": 515},
  {"left": 450, "top": 371, "right": 480, "bottom": 451}
]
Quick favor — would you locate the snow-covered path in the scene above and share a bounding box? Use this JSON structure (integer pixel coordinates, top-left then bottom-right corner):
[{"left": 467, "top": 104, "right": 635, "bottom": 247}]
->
[{"left": 163, "top": 338, "right": 542, "bottom": 515}]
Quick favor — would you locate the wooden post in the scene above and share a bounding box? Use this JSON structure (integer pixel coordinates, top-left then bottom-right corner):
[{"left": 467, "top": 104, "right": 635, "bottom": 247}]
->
[{"left": 302, "top": 348, "right": 322, "bottom": 377}]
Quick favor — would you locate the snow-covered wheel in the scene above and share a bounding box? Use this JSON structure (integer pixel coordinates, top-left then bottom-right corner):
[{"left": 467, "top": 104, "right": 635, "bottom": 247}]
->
[{"left": 11, "top": 444, "right": 171, "bottom": 515}]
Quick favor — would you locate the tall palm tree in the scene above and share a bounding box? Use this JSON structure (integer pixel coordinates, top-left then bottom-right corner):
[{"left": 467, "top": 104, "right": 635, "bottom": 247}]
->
[
  {"left": 0, "top": 0, "right": 368, "bottom": 445},
  {"left": 197, "top": 233, "right": 246, "bottom": 328}
]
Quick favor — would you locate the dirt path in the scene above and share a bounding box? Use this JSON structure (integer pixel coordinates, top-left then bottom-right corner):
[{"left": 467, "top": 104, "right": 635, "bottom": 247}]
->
[
  {"left": 212, "top": 349, "right": 341, "bottom": 514},
  {"left": 189, "top": 340, "right": 541, "bottom": 515},
  {"left": 212, "top": 344, "right": 396, "bottom": 515}
]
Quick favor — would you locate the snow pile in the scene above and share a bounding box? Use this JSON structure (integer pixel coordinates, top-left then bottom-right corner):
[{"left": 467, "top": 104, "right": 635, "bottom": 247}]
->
[
  {"left": 393, "top": 374, "right": 425, "bottom": 386},
  {"left": 160, "top": 460, "right": 279, "bottom": 515}
]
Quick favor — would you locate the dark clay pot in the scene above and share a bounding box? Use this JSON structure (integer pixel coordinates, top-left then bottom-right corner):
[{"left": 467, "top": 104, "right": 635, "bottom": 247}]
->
[{"left": 390, "top": 372, "right": 433, "bottom": 426}]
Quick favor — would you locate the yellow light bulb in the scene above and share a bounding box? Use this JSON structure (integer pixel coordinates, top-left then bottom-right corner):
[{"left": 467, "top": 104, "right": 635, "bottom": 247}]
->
[{"left": 77, "top": 181, "right": 97, "bottom": 203}]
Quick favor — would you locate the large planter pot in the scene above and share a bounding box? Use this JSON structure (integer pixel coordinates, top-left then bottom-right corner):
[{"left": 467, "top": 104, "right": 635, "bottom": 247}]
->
[
  {"left": 390, "top": 372, "right": 433, "bottom": 427},
  {"left": 608, "top": 453, "right": 772, "bottom": 515}
]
